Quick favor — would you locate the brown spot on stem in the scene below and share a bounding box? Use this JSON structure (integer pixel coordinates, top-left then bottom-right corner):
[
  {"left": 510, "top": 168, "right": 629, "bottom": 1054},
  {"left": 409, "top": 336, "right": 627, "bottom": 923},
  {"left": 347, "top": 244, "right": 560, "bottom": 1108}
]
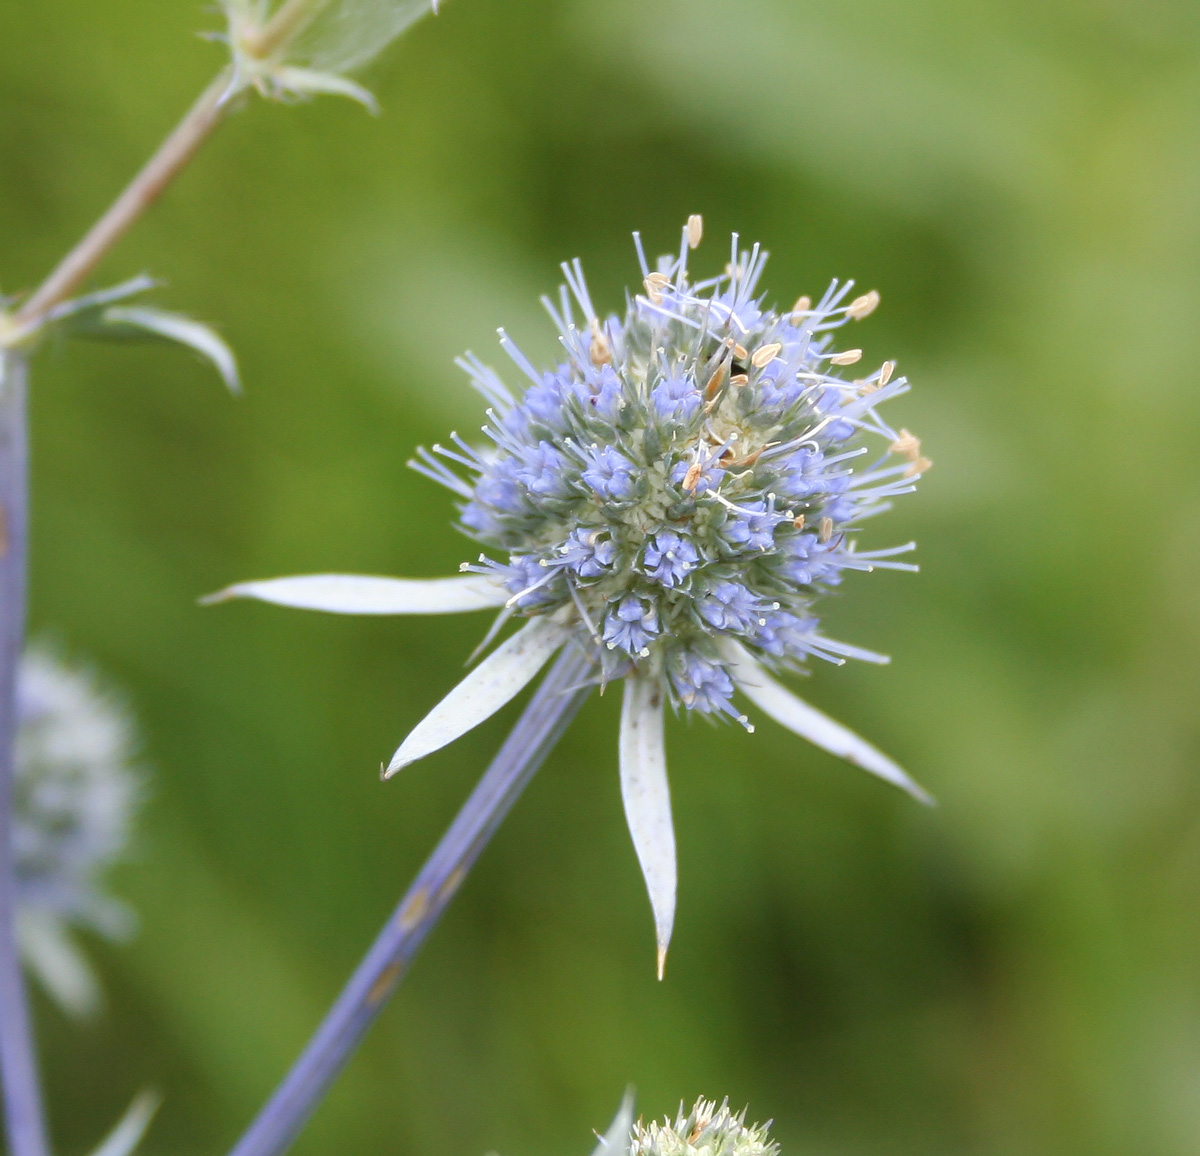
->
[
  {"left": 366, "top": 960, "right": 405, "bottom": 1006},
  {"left": 397, "top": 887, "right": 429, "bottom": 932},
  {"left": 437, "top": 867, "right": 466, "bottom": 905}
]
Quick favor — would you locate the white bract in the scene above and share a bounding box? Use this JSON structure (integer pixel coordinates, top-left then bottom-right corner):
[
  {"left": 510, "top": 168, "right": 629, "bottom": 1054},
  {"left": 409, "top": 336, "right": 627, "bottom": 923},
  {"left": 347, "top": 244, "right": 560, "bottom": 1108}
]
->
[{"left": 211, "top": 223, "right": 933, "bottom": 971}]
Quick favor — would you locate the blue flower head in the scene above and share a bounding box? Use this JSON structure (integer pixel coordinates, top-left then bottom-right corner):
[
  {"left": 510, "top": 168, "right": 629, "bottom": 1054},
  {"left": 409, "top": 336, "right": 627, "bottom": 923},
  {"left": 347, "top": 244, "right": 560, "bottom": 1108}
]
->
[
  {"left": 441, "top": 231, "right": 928, "bottom": 705},
  {"left": 215, "top": 220, "right": 934, "bottom": 973}
]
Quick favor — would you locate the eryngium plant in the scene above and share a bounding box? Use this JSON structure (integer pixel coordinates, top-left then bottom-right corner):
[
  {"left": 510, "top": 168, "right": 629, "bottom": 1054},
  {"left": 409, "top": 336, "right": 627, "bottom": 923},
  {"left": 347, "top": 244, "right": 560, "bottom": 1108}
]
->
[{"left": 215, "top": 219, "right": 933, "bottom": 972}]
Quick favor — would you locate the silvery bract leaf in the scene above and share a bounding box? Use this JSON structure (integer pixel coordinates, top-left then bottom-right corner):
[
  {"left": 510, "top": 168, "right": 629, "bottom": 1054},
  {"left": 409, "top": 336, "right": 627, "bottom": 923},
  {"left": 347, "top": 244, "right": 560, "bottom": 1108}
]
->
[
  {"left": 269, "top": 66, "right": 379, "bottom": 111},
  {"left": 202, "top": 573, "right": 506, "bottom": 614},
  {"left": 93, "top": 306, "right": 240, "bottom": 393},
  {"left": 43, "top": 275, "right": 158, "bottom": 324},
  {"left": 591, "top": 1088, "right": 636, "bottom": 1156},
  {"left": 87, "top": 1090, "right": 161, "bottom": 1156},
  {"left": 291, "top": 0, "right": 438, "bottom": 75},
  {"left": 720, "top": 639, "right": 934, "bottom": 805},
  {"left": 619, "top": 673, "right": 675, "bottom": 978},
  {"left": 15, "top": 909, "right": 101, "bottom": 1019},
  {"left": 386, "top": 616, "right": 568, "bottom": 777}
]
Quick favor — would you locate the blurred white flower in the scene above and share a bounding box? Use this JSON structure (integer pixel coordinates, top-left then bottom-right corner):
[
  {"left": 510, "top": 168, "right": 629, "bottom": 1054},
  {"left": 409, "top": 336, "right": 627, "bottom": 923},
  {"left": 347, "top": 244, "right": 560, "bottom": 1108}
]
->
[
  {"left": 12, "top": 644, "right": 141, "bottom": 1017},
  {"left": 222, "top": 0, "right": 440, "bottom": 110}
]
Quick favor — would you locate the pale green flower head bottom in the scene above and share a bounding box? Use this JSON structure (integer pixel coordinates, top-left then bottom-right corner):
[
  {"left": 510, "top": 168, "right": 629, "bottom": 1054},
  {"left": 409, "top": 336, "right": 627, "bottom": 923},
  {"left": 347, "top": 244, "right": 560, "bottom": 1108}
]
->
[
  {"left": 631, "top": 1098, "right": 778, "bottom": 1156},
  {"left": 208, "top": 218, "right": 934, "bottom": 976},
  {"left": 524, "top": 1090, "right": 775, "bottom": 1156}
]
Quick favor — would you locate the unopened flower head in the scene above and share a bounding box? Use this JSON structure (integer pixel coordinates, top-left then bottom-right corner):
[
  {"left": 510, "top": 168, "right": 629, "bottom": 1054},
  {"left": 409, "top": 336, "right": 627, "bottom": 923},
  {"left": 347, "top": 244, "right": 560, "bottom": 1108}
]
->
[
  {"left": 13, "top": 644, "right": 141, "bottom": 1015},
  {"left": 212, "top": 220, "right": 933, "bottom": 972},
  {"left": 223, "top": 0, "right": 439, "bottom": 108},
  {"left": 631, "top": 1099, "right": 778, "bottom": 1156}
]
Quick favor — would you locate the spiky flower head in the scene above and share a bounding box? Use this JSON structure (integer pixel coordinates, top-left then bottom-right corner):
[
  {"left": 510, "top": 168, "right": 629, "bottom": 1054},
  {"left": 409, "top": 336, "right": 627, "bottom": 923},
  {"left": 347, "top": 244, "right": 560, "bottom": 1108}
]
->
[
  {"left": 212, "top": 220, "right": 933, "bottom": 972},
  {"left": 630, "top": 1098, "right": 778, "bottom": 1156},
  {"left": 429, "top": 226, "right": 929, "bottom": 720},
  {"left": 13, "top": 644, "right": 141, "bottom": 1016}
]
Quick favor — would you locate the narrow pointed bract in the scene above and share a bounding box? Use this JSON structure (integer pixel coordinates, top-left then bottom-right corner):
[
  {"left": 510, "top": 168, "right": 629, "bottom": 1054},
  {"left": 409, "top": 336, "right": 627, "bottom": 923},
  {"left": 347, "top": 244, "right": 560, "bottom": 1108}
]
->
[
  {"left": 386, "top": 616, "right": 569, "bottom": 776},
  {"left": 619, "top": 674, "right": 675, "bottom": 977},
  {"left": 87, "top": 1091, "right": 161, "bottom": 1156},
  {"left": 202, "top": 573, "right": 506, "bottom": 614},
  {"left": 591, "top": 1089, "right": 636, "bottom": 1156},
  {"left": 721, "top": 639, "right": 933, "bottom": 804},
  {"left": 14, "top": 911, "right": 101, "bottom": 1020}
]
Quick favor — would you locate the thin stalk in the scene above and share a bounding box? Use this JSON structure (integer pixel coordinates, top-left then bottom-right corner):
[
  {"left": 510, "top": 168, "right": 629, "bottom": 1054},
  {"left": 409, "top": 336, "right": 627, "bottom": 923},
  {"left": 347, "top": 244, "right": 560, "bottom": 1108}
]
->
[
  {"left": 227, "top": 646, "right": 593, "bottom": 1156},
  {"left": 12, "top": 67, "right": 237, "bottom": 334},
  {"left": 0, "top": 64, "right": 241, "bottom": 1150},
  {"left": 0, "top": 354, "right": 47, "bottom": 1156}
]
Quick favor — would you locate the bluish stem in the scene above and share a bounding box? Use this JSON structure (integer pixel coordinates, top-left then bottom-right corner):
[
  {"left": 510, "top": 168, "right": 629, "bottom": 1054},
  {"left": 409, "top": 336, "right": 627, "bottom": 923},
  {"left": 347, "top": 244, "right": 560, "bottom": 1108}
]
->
[
  {"left": 226, "top": 645, "right": 593, "bottom": 1156},
  {"left": 0, "top": 353, "right": 49, "bottom": 1156}
]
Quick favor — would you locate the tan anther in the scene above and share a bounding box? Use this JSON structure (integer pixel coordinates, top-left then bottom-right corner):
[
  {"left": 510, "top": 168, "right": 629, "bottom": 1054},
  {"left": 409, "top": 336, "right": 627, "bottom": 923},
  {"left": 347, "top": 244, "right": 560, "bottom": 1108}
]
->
[
  {"left": 682, "top": 462, "right": 703, "bottom": 492},
  {"left": 830, "top": 349, "right": 863, "bottom": 366},
  {"left": 793, "top": 514, "right": 806, "bottom": 530},
  {"left": 703, "top": 358, "right": 729, "bottom": 399},
  {"left": 589, "top": 323, "right": 611, "bottom": 366},
  {"left": 729, "top": 373, "right": 749, "bottom": 386},
  {"left": 687, "top": 214, "right": 703, "bottom": 249},
  {"left": 857, "top": 379, "right": 880, "bottom": 395},
  {"left": 751, "top": 342, "right": 782, "bottom": 368},
  {"left": 732, "top": 343, "right": 749, "bottom": 361},
  {"left": 819, "top": 516, "right": 833, "bottom": 542},
  {"left": 846, "top": 290, "right": 880, "bottom": 320},
  {"left": 644, "top": 271, "right": 671, "bottom": 304},
  {"left": 879, "top": 359, "right": 895, "bottom": 386},
  {"left": 904, "top": 455, "right": 933, "bottom": 477},
  {"left": 792, "top": 295, "right": 811, "bottom": 317},
  {"left": 890, "top": 428, "right": 921, "bottom": 459}
]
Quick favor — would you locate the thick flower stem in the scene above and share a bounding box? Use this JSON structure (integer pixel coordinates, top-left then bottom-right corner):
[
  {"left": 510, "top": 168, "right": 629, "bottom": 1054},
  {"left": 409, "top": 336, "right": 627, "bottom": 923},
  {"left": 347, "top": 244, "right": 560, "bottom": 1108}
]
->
[
  {"left": 12, "top": 67, "right": 236, "bottom": 334},
  {"left": 226, "top": 647, "right": 593, "bottom": 1156},
  {"left": 0, "top": 354, "right": 47, "bottom": 1156}
]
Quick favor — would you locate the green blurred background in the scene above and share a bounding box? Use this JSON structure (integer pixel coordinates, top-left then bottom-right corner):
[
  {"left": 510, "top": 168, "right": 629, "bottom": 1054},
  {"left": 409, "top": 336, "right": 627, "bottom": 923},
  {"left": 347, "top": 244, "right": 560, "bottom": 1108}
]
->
[{"left": 5, "top": 0, "right": 1200, "bottom": 1151}]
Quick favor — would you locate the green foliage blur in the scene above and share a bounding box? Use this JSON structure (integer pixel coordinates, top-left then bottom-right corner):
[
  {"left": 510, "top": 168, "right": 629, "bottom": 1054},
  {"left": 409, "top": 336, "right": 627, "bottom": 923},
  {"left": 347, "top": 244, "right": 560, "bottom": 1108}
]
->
[{"left": 4, "top": 0, "right": 1200, "bottom": 1152}]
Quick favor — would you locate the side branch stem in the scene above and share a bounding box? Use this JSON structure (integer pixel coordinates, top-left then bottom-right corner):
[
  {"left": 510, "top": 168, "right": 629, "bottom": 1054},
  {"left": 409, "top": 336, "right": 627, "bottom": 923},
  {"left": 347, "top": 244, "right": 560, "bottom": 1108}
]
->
[
  {"left": 0, "top": 354, "right": 47, "bottom": 1156},
  {"left": 226, "top": 647, "right": 593, "bottom": 1156},
  {"left": 13, "top": 67, "right": 237, "bottom": 332}
]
